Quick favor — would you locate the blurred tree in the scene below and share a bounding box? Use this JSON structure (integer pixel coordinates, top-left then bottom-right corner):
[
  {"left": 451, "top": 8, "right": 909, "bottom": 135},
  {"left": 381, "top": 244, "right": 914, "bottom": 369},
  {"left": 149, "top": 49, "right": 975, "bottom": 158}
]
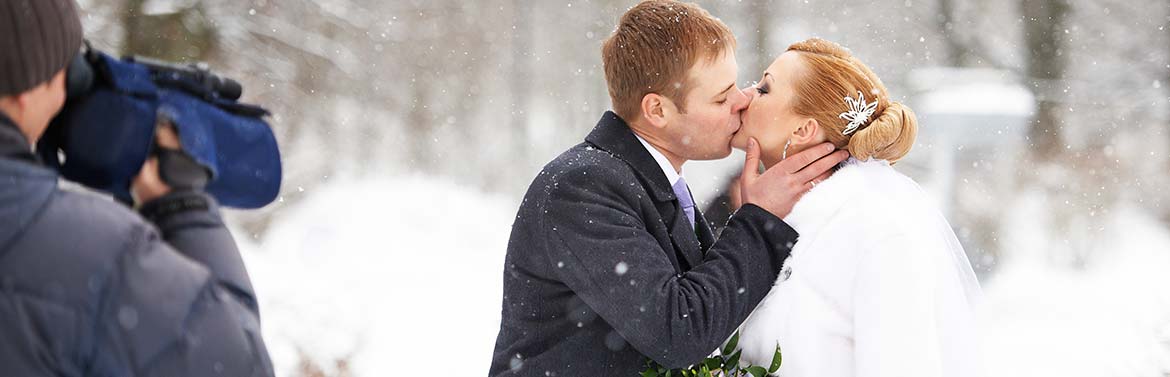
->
[
  {"left": 936, "top": 0, "right": 967, "bottom": 67},
  {"left": 933, "top": 0, "right": 1005, "bottom": 277},
  {"left": 397, "top": 1, "right": 493, "bottom": 174},
  {"left": 933, "top": 0, "right": 1016, "bottom": 70},
  {"left": 122, "top": 0, "right": 216, "bottom": 61},
  {"left": 1164, "top": 9, "right": 1170, "bottom": 224},
  {"left": 1021, "top": 0, "right": 1069, "bottom": 162},
  {"left": 748, "top": 0, "right": 775, "bottom": 77},
  {"left": 510, "top": 0, "right": 533, "bottom": 165}
]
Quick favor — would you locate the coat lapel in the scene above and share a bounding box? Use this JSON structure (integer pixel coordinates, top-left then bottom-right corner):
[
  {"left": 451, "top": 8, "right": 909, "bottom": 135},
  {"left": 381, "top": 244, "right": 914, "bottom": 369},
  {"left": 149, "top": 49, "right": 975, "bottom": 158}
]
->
[
  {"left": 584, "top": 112, "right": 677, "bottom": 203},
  {"left": 668, "top": 207, "right": 704, "bottom": 269},
  {"left": 694, "top": 207, "right": 716, "bottom": 253},
  {"left": 584, "top": 111, "right": 704, "bottom": 270}
]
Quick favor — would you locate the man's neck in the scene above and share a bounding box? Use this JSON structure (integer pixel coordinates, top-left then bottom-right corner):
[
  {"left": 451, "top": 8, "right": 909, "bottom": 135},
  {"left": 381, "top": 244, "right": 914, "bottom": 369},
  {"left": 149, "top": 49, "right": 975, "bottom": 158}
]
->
[
  {"left": 0, "top": 105, "right": 32, "bottom": 146},
  {"left": 628, "top": 125, "right": 685, "bottom": 174},
  {"left": 0, "top": 110, "right": 36, "bottom": 160}
]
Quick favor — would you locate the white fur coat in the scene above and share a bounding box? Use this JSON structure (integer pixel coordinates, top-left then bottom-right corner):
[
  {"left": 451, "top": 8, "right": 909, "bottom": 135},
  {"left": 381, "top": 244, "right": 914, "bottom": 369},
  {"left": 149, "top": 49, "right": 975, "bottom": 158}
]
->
[{"left": 736, "top": 158, "right": 981, "bottom": 377}]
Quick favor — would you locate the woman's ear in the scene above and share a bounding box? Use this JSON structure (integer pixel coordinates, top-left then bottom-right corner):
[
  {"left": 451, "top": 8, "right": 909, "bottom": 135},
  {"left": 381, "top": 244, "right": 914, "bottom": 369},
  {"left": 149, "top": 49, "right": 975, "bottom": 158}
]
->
[
  {"left": 790, "top": 118, "right": 821, "bottom": 144},
  {"left": 640, "top": 93, "right": 671, "bottom": 129}
]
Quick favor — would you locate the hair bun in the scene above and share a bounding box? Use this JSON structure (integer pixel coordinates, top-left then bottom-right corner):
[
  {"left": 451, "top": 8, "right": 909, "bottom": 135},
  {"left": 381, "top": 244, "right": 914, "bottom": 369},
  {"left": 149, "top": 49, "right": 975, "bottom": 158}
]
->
[{"left": 846, "top": 102, "right": 918, "bottom": 163}]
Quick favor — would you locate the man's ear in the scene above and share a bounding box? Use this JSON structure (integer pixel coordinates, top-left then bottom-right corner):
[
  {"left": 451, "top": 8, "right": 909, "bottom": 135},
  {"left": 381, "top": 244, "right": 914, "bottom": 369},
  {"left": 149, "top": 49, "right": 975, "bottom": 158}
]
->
[
  {"left": 14, "top": 92, "right": 33, "bottom": 111},
  {"left": 639, "top": 93, "right": 671, "bottom": 130},
  {"left": 791, "top": 118, "right": 821, "bottom": 144},
  {"left": 8, "top": 83, "right": 45, "bottom": 114}
]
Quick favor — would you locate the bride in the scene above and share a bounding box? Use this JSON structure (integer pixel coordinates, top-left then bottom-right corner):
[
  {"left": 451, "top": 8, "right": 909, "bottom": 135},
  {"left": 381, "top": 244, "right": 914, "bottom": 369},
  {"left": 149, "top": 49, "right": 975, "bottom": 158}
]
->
[{"left": 729, "top": 38, "right": 981, "bottom": 377}]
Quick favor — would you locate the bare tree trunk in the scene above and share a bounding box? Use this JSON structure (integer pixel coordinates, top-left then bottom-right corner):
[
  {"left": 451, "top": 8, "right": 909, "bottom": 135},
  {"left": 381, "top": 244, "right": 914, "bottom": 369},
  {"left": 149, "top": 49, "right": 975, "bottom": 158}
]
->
[
  {"left": 1021, "top": 0, "right": 1100, "bottom": 267},
  {"left": 1021, "top": 0, "right": 1069, "bottom": 162},
  {"left": 406, "top": 81, "right": 434, "bottom": 172},
  {"left": 937, "top": 0, "right": 967, "bottom": 67}
]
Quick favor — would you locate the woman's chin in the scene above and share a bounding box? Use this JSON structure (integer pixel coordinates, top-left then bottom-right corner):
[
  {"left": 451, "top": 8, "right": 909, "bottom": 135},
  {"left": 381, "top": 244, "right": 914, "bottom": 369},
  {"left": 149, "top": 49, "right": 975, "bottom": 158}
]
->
[{"left": 730, "top": 134, "right": 749, "bottom": 150}]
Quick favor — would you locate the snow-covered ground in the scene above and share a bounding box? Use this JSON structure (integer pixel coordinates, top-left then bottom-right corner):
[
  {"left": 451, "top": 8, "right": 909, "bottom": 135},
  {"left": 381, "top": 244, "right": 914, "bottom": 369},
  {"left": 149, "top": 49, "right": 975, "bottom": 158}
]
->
[
  {"left": 237, "top": 176, "right": 1170, "bottom": 376},
  {"left": 979, "top": 191, "right": 1170, "bottom": 376},
  {"left": 237, "top": 177, "right": 515, "bottom": 376}
]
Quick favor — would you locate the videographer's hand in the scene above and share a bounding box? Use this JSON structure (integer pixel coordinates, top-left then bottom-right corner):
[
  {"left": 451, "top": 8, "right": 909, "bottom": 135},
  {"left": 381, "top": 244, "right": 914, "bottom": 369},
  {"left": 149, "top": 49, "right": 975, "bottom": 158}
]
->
[
  {"left": 131, "top": 124, "right": 179, "bottom": 204},
  {"left": 738, "top": 138, "right": 849, "bottom": 219},
  {"left": 132, "top": 121, "right": 211, "bottom": 205}
]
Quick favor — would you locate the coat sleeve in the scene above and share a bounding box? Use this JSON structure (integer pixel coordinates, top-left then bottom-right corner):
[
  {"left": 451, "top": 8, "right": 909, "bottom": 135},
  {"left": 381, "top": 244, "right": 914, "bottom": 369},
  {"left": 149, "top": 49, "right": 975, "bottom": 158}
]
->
[
  {"left": 853, "top": 235, "right": 942, "bottom": 377},
  {"left": 543, "top": 166, "right": 798, "bottom": 368},
  {"left": 86, "top": 191, "right": 273, "bottom": 376},
  {"left": 139, "top": 191, "right": 258, "bottom": 312}
]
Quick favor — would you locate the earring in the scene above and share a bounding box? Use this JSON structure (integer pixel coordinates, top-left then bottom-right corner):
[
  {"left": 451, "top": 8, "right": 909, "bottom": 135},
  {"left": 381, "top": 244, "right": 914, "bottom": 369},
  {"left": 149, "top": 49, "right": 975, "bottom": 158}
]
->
[{"left": 782, "top": 139, "right": 792, "bottom": 160}]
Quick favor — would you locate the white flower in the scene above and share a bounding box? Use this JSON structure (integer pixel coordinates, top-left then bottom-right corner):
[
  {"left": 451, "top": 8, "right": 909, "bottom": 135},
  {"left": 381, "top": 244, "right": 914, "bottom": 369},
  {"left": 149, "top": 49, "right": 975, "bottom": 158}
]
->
[{"left": 838, "top": 91, "right": 878, "bottom": 136}]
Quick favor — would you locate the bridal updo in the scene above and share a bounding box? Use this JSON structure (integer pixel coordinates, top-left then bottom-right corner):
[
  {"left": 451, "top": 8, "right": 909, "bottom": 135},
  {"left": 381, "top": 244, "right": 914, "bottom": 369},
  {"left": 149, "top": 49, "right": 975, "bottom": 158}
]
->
[{"left": 785, "top": 38, "right": 918, "bottom": 163}]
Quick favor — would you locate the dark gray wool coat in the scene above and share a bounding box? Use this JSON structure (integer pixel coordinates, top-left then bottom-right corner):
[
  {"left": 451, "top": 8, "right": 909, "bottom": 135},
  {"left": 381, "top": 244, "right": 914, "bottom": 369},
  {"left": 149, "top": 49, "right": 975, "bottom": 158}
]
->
[{"left": 490, "top": 111, "right": 799, "bottom": 376}]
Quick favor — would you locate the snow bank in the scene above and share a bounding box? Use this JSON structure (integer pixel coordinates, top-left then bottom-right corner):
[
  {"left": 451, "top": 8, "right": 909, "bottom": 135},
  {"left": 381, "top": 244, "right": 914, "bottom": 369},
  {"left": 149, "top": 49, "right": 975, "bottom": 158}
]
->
[
  {"left": 239, "top": 176, "right": 515, "bottom": 376},
  {"left": 980, "top": 192, "right": 1170, "bottom": 376},
  {"left": 236, "top": 177, "right": 1170, "bottom": 376}
]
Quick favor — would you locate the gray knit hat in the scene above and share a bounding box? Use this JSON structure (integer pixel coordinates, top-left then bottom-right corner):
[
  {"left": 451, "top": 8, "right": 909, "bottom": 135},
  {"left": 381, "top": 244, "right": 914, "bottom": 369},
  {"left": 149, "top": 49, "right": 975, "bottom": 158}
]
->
[{"left": 0, "top": 0, "right": 84, "bottom": 96}]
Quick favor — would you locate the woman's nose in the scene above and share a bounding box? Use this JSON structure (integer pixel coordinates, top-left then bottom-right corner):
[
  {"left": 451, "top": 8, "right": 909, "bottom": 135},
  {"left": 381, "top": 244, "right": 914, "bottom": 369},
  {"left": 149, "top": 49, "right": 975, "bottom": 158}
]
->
[{"left": 738, "top": 87, "right": 756, "bottom": 109}]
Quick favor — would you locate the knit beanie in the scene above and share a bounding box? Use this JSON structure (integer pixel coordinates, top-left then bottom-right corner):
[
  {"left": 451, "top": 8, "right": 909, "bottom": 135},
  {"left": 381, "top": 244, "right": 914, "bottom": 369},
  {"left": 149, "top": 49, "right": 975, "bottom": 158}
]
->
[{"left": 0, "top": 0, "right": 84, "bottom": 96}]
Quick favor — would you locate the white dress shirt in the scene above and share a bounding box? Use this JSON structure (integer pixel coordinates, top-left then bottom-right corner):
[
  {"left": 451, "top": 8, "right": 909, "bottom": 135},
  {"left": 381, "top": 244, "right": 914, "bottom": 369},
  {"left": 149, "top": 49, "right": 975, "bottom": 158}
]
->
[{"left": 633, "top": 133, "right": 682, "bottom": 186}]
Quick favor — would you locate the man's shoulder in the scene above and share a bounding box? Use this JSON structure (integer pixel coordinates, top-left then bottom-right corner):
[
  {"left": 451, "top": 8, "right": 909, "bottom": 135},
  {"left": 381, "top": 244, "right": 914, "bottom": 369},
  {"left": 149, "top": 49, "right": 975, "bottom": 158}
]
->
[
  {"left": 515, "top": 141, "right": 645, "bottom": 215},
  {"left": 14, "top": 183, "right": 163, "bottom": 281},
  {"left": 546, "top": 142, "right": 626, "bottom": 169},
  {"left": 47, "top": 182, "right": 153, "bottom": 237},
  {"left": 540, "top": 142, "right": 637, "bottom": 184},
  {"left": 32, "top": 185, "right": 213, "bottom": 304},
  {"left": 0, "top": 183, "right": 179, "bottom": 310}
]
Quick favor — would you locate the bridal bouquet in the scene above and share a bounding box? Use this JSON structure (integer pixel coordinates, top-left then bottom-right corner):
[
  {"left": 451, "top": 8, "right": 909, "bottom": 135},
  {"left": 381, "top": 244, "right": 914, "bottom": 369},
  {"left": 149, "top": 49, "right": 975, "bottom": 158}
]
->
[{"left": 640, "top": 331, "right": 782, "bottom": 377}]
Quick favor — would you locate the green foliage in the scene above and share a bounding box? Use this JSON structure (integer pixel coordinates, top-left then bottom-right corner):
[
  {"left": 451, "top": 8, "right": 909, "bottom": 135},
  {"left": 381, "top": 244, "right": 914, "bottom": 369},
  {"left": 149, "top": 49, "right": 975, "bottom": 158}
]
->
[{"left": 639, "top": 332, "right": 782, "bottom": 377}]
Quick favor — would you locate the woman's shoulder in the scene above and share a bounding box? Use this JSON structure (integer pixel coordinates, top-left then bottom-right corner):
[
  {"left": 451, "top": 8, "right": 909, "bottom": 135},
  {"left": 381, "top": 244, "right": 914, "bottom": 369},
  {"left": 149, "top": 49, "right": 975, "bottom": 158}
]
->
[
  {"left": 805, "top": 159, "right": 911, "bottom": 210},
  {"left": 805, "top": 158, "right": 924, "bottom": 237}
]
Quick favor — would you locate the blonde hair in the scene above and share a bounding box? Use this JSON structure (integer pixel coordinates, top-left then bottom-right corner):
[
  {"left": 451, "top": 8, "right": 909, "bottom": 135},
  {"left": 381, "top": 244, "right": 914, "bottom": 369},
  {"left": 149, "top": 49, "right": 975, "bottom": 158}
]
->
[
  {"left": 601, "top": 0, "right": 737, "bottom": 120},
  {"left": 786, "top": 38, "right": 917, "bottom": 163}
]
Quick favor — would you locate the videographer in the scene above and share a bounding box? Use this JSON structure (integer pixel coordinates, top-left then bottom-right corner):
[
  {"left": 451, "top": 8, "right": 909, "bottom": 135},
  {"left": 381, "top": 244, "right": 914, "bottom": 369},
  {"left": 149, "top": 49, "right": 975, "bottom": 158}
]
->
[{"left": 0, "top": 0, "right": 274, "bottom": 375}]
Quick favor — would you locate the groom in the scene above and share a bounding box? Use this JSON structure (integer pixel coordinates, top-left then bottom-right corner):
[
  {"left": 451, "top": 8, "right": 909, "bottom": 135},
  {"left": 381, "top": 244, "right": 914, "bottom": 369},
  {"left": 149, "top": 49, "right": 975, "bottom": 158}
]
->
[{"left": 489, "top": 1, "right": 848, "bottom": 375}]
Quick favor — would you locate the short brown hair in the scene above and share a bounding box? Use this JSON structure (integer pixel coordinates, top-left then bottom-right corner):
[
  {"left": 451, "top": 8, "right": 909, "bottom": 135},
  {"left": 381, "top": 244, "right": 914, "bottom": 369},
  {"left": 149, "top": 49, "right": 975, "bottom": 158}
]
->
[
  {"left": 786, "top": 38, "right": 918, "bottom": 163},
  {"left": 601, "top": 0, "right": 737, "bottom": 121}
]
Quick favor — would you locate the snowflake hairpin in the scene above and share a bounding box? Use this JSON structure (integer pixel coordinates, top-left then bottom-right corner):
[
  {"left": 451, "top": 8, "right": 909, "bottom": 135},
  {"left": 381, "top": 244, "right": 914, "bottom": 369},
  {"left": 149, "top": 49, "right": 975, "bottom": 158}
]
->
[{"left": 838, "top": 91, "right": 878, "bottom": 136}]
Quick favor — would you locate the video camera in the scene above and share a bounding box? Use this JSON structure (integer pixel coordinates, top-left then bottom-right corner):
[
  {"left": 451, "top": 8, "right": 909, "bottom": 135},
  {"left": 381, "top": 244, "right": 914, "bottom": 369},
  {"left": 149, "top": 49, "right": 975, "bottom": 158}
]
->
[{"left": 38, "top": 43, "right": 282, "bottom": 209}]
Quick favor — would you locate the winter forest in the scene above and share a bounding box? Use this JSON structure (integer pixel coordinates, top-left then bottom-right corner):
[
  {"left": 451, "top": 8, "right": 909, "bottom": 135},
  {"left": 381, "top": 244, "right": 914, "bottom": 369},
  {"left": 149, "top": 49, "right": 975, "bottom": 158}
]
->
[{"left": 72, "top": 0, "right": 1169, "bottom": 375}]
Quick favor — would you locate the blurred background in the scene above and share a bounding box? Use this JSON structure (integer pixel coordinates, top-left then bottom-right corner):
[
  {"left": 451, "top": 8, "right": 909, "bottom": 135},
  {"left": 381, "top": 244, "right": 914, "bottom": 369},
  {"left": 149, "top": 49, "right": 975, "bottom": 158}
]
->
[{"left": 75, "top": 0, "right": 1169, "bottom": 375}]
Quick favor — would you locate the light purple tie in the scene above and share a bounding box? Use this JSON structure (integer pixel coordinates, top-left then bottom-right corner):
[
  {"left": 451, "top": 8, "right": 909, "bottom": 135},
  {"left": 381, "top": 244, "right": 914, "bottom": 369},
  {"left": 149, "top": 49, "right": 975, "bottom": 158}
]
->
[{"left": 672, "top": 178, "right": 695, "bottom": 229}]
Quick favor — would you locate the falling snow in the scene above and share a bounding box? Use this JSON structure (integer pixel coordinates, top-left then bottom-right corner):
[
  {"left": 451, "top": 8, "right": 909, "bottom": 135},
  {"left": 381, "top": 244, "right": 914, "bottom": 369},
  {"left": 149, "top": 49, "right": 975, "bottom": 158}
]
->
[{"left": 66, "top": 0, "right": 1170, "bottom": 375}]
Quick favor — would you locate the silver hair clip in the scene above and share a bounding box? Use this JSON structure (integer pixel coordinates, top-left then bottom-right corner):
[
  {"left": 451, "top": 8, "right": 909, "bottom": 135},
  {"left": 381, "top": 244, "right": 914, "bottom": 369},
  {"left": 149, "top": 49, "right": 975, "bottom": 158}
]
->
[{"left": 839, "top": 91, "right": 877, "bottom": 136}]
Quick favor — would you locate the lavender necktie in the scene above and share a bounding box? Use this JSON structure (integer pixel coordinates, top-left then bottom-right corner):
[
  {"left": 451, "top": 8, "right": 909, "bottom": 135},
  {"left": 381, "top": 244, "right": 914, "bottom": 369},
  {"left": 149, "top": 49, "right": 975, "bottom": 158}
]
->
[{"left": 672, "top": 178, "right": 695, "bottom": 229}]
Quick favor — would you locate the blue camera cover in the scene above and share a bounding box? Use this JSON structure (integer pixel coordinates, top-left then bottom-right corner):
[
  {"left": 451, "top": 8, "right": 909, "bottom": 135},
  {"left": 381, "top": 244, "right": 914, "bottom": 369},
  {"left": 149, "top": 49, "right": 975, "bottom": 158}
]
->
[{"left": 41, "top": 52, "right": 282, "bottom": 208}]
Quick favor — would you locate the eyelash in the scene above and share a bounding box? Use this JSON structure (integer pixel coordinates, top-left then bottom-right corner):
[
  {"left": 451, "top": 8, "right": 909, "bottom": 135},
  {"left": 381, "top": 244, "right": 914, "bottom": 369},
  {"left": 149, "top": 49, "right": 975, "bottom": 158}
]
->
[{"left": 756, "top": 84, "right": 770, "bottom": 95}]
